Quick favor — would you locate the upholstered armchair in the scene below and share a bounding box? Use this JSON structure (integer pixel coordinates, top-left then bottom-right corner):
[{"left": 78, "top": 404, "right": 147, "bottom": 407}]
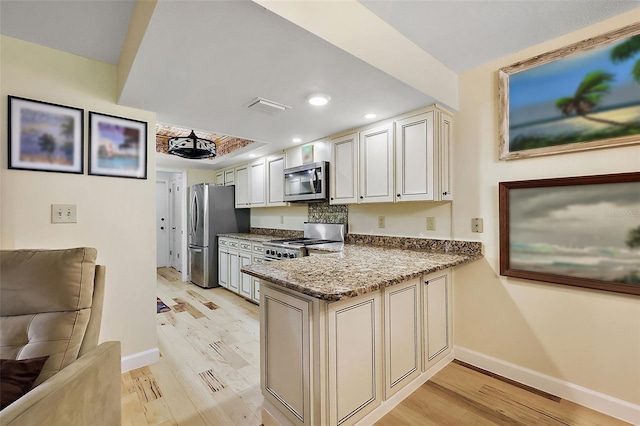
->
[{"left": 0, "top": 247, "right": 121, "bottom": 425}]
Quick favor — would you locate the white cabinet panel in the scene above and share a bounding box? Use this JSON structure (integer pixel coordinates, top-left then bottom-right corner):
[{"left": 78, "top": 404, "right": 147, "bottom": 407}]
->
[
  {"left": 423, "top": 273, "right": 451, "bottom": 371},
  {"left": 261, "top": 286, "right": 311, "bottom": 426},
  {"left": 239, "top": 251, "right": 252, "bottom": 299},
  {"left": 330, "top": 133, "right": 358, "bottom": 205},
  {"left": 359, "top": 123, "right": 394, "bottom": 203},
  {"left": 439, "top": 113, "right": 453, "bottom": 200},
  {"left": 214, "top": 171, "right": 224, "bottom": 186},
  {"left": 328, "top": 293, "right": 381, "bottom": 425},
  {"left": 224, "top": 168, "right": 235, "bottom": 186},
  {"left": 267, "top": 155, "right": 286, "bottom": 206},
  {"left": 395, "top": 112, "right": 435, "bottom": 201},
  {"left": 218, "top": 240, "right": 229, "bottom": 289},
  {"left": 384, "top": 278, "right": 421, "bottom": 398},
  {"left": 235, "top": 165, "right": 249, "bottom": 208},
  {"left": 228, "top": 248, "right": 239, "bottom": 293},
  {"left": 250, "top": 158, "right": 266, "bottom": 206}
]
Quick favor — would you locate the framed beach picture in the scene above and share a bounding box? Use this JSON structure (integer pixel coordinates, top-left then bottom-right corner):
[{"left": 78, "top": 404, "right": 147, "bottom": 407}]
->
[
  {"left": 8, "top": 96, "right": 84, "bottom": 174},
  {"left": 499, "top": 172, "right": 640, "bottom": 296},
  {"left": 499, "top": 23, "right": 640, "bottom": 160},
  {"left": 88, "top": 112, "right": 147, "bottom": 179}
]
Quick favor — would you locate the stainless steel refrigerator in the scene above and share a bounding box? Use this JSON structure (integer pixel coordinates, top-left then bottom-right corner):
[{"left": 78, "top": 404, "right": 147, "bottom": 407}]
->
[{"left": 188, "top": 183, "right": 249, "bottom": 288}]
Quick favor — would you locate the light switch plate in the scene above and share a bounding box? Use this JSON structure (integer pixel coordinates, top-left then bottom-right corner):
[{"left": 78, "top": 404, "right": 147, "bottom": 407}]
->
[
  {"left": 378, "top": 216, "right": 385, "bottom": 228},
  {"left": 426, "top": 217, "right": 436, "bottom": 231},
  {"left": 471, "top": 218, "right": 483, "bottom": 233},
  {"left": 51, "top": 204, "right": 77, "bottom": 223}
]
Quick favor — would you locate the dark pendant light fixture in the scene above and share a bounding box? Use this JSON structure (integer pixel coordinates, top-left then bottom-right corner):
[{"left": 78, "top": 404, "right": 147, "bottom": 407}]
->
[{"left": 167, "top": 130, "right": 217, "bottom": 159}]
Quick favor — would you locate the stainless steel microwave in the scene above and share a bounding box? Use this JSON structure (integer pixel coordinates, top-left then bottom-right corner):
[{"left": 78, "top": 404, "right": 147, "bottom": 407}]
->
[{"left": 283, "top": 161, "right": 329, "bottom": 202}]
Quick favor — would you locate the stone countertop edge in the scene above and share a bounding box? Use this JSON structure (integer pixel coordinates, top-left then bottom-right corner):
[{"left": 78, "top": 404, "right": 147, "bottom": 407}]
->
[{"left": 241, "top": 245, "right": 483, "bottom": 302}]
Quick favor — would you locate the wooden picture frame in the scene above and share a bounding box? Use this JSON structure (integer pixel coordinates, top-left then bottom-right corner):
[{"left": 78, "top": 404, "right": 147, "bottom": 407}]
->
[
  {"left": 499, "top": 172, "right": 640, "bottom": 296},
  {"left": 8, "top": 96, "right": 84, "bottom": 174},
  {"left": 88, "top": 112, "right": 147, "bottom": 179},
  {"left": 498, "top": 23, "right": 640, "bottom": 160}
]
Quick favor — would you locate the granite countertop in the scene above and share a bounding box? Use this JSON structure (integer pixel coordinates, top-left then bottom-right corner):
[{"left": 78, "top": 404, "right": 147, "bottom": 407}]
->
[
  {"left": 217, "top": 233, "right": 275, "bottom": 243},
  {"left": 241, "top": 244, "right": 482, "bottom": 301}
]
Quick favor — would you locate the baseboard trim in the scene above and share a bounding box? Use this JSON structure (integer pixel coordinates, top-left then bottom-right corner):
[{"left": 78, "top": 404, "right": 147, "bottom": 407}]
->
[
  {"left": 120, "top": 347, "right": 160, "bottom": 373},
  {"left": 355, "top": 352, "right": 455, "bottom": 425},
  {"left": 454, "top": 346, "right": 640, "bottom": 425}
]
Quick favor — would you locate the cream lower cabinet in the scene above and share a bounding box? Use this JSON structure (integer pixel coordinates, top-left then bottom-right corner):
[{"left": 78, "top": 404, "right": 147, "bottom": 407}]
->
[
  {"left": 238, "top": 242, "right": 253, "bottom": 299},
  {"left": 383, "top": 277, "right": 421, "bottom": 398},
  {"left": 327, "top": 292, "right": 382, "bottom": 425},
  {"left": 217, "top": 238, "right": 230, "bottom": 289},
  {"left": 423, "top": 272, "right": 452, "bottom": 371},
  {"left": 261, "top": 285, "right": 312, "bottom": 426},
  {"left": 227, "top": 240, "right": 239, "bottom": 294},
  {"left": 260, "top": 270, "right": 452, "bottom": 426}
]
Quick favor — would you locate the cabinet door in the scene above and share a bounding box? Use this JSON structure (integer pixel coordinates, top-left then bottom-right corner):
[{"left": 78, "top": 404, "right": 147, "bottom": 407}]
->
[
  {"left": 395, "top": 112, "right": 435, "bottom": 202},
  {"left": 261, "top": 285, "right": 311, "bottom": 426},
  {"left": 250, "top": 158, "right": 266, "bottom": 207},
  {"left": 266, "top": 155, "right": 286, "bottom": 206},
  {"left": 438, "top": 111, "right": 453, "bottom": 201},
  {"left": 224, "top": 168, "right": 235, "bottom": 186},
  {"left": 239, "top": 251, "right": 252, "bottom": 299},
  {"left": 228, "top": 249, "right": 239, "bottom": 293},
  {"left": 423, "top": 273, "right": 452, "bottom": 371},
  {"left": 251, "top": 255, "right": 263, "bottom": 303},
  {"left": 328, "top": 292, "right": 382, "bottom": 425},
  {"left": 218, "top": 248, "right": 229, "bottom": 289},
  {"left": 214, "top": 171, "right": 224, "bottom": 186},
  {"left": 359, "top": 123, "right": 394, "bottom": 203},
  {"left": 235, "top": 165, "right": 249, "bottom": 208},
  {"left": 384, "top": 277, "right": 421, "bottom": 398},
  {"left": 330, "top": 132, "right": 358, "bottom": 205}
]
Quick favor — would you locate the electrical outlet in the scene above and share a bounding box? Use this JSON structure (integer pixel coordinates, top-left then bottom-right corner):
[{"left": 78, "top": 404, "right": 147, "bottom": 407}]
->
[
  {"left": 280, "top": 215, "right": 284, "bottom": 224},
  {"left": 378, "top": 216, "right": 385, "bottom": 228},
  {"left": 51, "top": 204, "right": 77, "bottom": 223},
  {"left": 426, "top": 216, "right": 436, "bottom": 231},
  {"left": 471, "top": 218, "right": 483, "bottom": 233}
]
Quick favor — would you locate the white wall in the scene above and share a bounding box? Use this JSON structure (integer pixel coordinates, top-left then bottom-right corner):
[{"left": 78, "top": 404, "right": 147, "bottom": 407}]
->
[
  {"left": 452, "top": 10, "right": 640, "bottom": 407},
  {"left": 0, "top": 36, "right": 158, "bottom": 363}
]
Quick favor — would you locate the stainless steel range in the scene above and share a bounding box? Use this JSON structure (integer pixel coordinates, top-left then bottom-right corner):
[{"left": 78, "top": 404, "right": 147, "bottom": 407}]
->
[{"left": 263, "top": 223, "right": 345, "bottom": 261}]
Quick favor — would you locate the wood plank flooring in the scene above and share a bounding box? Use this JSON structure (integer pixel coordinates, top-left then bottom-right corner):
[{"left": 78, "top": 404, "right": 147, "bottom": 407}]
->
[{"left": 121, "top": 268, "right": 630, "bottom": 426}]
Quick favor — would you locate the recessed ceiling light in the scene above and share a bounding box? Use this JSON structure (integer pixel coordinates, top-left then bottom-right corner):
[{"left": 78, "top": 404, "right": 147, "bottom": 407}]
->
[
  {"left": 292, "top": 138, "right": 302, "bottom": 143},
  {"left": 364, "top": 113, "right": 377, "bottom": 119},
  {"left": 249, "top": 154, "right": 257, "bottom": 158},
  {"left": 307, "top": 94, "right": 331, "bottom": 106}
]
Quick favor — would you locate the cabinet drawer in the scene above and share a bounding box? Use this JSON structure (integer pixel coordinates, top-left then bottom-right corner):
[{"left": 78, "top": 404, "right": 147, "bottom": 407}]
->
[
  {"left": 228, "top": 240, "right": 238, "bottom": 248},
  {"left": 239, "top": 242, "right": 252, "bottom": 251},
  {"left": 219, "top": 239, "right": 228, "bottom": 246},
  {"left": 252, "top": 255, "right": 264, "bottom": 264},
  {"left": 252, "top": 244, "right": 265, "bottom": 254}
]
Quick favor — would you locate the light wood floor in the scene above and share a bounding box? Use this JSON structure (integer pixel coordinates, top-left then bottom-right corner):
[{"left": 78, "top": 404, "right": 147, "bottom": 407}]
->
[{"left": 121, "top": 268, "right": 630, "bottom": 426}]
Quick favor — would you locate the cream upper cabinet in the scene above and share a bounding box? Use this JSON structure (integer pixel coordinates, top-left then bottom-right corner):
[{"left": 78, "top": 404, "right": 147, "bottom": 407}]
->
[
  {"left": 234, "top": 164, "right": 250, "bottom": 208},
  {"left": 395, "top": 111, "right": 435, "bottom": 201},
  {"left": 330, "top": 132, "right": 359, "bottom": 205},
  {"left": 266, "top": 154, "right": 286, "bottom": 207},
  {"left": 438, "top": 111, "right": 453, "bottom": 200},
  {"left": 359, "top": 123, "right": 394, "bottom": 203},
  {"left": 224, "top": 168, "right": 235, "bottom": 186},
  {"left": 214, "top": 171, "right": 225, "bottom": 186},
  {"left": 250, "top": 158, "right": 266, "bottom": 207}
]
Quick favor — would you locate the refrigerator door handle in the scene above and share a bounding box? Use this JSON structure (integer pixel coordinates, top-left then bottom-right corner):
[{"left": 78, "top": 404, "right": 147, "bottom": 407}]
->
[
  {"left": 191, "top": 248, "right": 203, "bottom": 253},
  {"left": 191, "top": 191, "right": 198, "bottom": 236}
]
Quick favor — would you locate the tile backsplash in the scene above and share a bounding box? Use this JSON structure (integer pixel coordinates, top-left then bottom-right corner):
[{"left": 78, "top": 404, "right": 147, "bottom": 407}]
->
[{"left": 307, "top": 201, "right": 348, "bottom": 225}]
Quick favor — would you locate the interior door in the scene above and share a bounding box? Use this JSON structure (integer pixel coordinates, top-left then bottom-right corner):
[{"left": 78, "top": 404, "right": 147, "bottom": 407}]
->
[
  {"left": 170, "top": 176, "right": 182, "bottom": 271},
  {"left": 156, "top": 180, "right": 169, "bottom": 267}
]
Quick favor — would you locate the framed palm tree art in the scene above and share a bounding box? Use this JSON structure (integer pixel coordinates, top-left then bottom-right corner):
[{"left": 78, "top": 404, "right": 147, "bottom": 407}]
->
[
  {"left": 8, "top": 96, "right": 84, "bottom": 173},
  {"left": 498, "top": 22, "right": 640, "bottom": 160}
]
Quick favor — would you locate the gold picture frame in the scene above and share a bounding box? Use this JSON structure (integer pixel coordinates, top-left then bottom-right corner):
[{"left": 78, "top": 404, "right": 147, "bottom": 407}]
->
[{"left": 499, "top": 22, "right": 640, "bottom": 160}]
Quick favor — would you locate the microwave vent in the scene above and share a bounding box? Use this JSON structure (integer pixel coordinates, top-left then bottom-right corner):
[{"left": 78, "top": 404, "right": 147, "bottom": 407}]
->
[{"left": 247, "top": 97, "right": 290, "bottom": 114}]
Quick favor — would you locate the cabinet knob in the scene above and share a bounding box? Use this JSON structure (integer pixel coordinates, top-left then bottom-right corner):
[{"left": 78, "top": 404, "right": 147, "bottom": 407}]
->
[
  {"left": 397, "top": 194, "right": 401, "bottom": 197},
  {"left": 359, "top": 196, "right": 364, "bottom": 199},
  {"left": 443, "top": 191, "right": 449, "bottom": 195}
]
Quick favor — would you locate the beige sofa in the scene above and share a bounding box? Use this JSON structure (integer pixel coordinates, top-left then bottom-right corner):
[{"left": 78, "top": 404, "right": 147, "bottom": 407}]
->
[{"left": 0, "top": 247, "right": 121, "bottom": 425}]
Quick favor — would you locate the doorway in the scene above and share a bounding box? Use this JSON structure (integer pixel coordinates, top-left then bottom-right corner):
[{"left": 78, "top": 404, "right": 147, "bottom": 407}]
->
[{"left": 156, "top": 170, "right": 187, "bottom": 279}]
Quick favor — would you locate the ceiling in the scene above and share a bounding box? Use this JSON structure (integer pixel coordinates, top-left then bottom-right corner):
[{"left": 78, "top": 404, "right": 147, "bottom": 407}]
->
[{"left": 2, "top": 0, "right": 638, "bottom": 169}]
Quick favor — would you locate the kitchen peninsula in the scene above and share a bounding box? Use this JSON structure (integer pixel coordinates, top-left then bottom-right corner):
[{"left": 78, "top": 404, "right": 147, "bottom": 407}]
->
[{"left": 241, "top": 237, "right": 482, "bottom": 426}]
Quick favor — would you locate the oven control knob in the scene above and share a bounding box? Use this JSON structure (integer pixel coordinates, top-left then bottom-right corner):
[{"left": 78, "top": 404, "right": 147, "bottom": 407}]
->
[
  {"left": 277, "top": 253, "right": 282, "bottom": 258},
  {"left": 265, "top": 249, "right": 271, "bottom": 255},
  {"left": 290, "top": 253, "right": 297, "bottom": 258}
]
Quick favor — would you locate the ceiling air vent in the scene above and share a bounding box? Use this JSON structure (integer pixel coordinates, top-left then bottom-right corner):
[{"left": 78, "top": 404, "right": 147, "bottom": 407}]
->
[{"left": 247, "top": 97, "right": 290, "bottom": 114}]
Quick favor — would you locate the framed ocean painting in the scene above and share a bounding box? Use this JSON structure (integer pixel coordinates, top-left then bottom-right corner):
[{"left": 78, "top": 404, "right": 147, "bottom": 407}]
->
[
  {"left": 8, "top": 96, "right": 84, "bottom": 174},
  {"left": 499, "top": 172, "right": 640, "bottom": 296},
  {"left": 499, "top": 23, "right": 640, "bottom": 160},
  {"left": 88, "top": 112, "right": 147, "bottom": 179}
]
